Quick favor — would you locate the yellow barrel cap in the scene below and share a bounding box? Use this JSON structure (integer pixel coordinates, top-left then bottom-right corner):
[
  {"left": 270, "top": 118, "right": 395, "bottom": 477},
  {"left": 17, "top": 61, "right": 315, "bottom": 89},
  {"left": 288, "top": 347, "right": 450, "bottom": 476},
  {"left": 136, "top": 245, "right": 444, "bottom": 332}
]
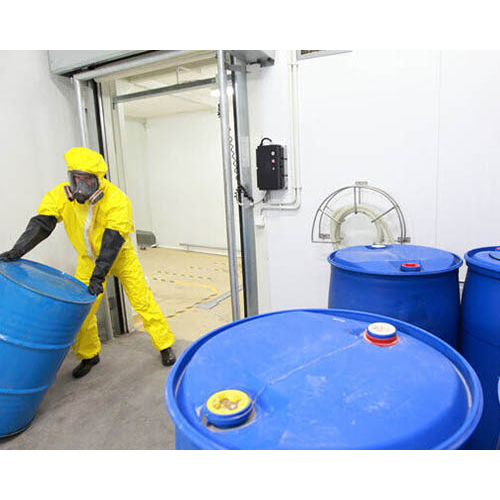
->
[{"left": 206, "top": 389, "right": 251, "bottom": 415}]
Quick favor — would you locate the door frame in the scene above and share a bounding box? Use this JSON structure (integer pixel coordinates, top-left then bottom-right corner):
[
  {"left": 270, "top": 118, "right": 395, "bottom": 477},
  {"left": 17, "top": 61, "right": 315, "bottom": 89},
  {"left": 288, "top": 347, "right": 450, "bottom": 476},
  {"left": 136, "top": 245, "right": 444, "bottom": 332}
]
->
[{"left": 72, "top": 50, "right": 259, "bottom": 332}]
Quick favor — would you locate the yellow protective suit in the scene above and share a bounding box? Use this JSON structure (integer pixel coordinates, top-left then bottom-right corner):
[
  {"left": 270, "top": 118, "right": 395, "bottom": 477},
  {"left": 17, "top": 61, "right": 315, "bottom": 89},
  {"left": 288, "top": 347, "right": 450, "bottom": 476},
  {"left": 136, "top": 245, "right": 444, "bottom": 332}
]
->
[{"left": 38, "top": 147, "right": 175, "bottom": 359}]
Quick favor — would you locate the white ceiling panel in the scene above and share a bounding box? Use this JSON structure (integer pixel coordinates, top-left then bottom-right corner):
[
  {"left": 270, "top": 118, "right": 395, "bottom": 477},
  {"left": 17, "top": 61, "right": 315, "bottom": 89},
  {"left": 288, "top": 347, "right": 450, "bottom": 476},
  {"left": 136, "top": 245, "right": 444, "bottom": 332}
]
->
[{"left": 119, "top": 58, "right": 221, "bottom": 119}]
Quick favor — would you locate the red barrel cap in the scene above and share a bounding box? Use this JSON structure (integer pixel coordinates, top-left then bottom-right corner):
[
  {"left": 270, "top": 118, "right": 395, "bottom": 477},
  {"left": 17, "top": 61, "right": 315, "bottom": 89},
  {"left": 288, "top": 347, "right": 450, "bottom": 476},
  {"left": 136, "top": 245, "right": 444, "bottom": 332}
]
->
[
  {"left": 400, "top": 262, "right": 421, "bottom": 272},
  {"left": 364, "top": 322, "right": 399, "bottom": 347}
]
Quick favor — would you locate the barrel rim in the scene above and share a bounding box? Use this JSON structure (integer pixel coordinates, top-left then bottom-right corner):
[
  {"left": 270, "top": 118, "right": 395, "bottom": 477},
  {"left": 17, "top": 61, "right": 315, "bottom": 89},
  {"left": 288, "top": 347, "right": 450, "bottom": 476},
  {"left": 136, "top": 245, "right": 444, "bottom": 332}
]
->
[
  {"left": 165, "top": 308, "right": 483, "bottom": 450},
  {"left": 328, "top": 245, "right": 463, "bottom": 276},
  {"left": 464, "top": 246, "right": 500, "bottom": 276},
  {"left": 0, "top": 417, "right": 35, "bottom": 439},
  {"left": 0, "top": 259, "right": 94, "bottom": 305}
]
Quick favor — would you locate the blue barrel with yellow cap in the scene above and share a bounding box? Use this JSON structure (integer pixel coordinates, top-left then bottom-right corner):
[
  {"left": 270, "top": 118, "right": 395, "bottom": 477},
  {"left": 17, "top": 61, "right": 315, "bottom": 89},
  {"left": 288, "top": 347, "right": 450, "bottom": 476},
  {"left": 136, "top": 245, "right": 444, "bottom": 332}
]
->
[
  {"left": 0, "top": 259, "right": 94, "bottom": 437},
  {"left": 327, "top": 244, "right": 462, "bottom": 347},
  {"left": 459, "top": 246, "right": 500, "bottom": 449},
  {"left": 165, "top": 308, "right": 482, "bottom": 449}
]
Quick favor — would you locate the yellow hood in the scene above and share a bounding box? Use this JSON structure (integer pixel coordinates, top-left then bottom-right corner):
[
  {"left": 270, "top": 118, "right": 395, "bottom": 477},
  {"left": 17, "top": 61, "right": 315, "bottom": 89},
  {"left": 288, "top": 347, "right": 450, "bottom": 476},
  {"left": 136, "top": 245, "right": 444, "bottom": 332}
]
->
[{"left": 64, "top": 147, "right": 108, "bottom": 179}]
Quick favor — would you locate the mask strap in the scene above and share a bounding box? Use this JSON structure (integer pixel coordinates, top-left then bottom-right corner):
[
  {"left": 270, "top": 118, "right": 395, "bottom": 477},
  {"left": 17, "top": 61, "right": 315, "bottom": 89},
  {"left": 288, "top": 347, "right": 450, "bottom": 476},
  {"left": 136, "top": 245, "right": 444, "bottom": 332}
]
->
[{"left": 64, "top": 185, "right": 74, "bottom": 202}]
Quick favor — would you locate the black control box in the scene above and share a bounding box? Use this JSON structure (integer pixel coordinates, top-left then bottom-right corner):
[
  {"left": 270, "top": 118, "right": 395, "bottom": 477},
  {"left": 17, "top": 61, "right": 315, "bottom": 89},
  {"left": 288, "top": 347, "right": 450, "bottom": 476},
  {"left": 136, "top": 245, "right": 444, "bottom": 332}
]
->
[{"left": 256, "top": 142, "right": 285, "bottom": 190}]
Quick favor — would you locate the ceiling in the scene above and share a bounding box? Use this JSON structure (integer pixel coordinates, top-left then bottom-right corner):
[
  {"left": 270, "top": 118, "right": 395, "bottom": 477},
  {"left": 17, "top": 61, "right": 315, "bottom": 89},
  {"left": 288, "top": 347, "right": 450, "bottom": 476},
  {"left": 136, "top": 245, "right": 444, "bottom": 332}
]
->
[{"left": 117, "top": 56, "right": 223, "bottom": 120}]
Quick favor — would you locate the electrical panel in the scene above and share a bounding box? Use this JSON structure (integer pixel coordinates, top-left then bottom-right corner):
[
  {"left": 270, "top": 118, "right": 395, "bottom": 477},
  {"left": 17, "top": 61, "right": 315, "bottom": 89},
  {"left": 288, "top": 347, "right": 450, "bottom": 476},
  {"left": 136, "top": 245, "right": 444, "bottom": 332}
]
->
[{"left": 256, "top": 140, "right": 285, "bottom": 190}]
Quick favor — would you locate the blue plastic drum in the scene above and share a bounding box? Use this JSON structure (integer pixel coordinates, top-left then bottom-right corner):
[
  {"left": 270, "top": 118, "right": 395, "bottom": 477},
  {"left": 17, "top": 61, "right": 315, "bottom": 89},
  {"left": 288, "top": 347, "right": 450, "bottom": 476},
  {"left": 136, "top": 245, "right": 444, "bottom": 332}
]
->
[
  {"left": 328, "top": 244, "right": 462, "bottom": 347},
  {"left": 165, "top": 309, "right": 482, "bottom": 450},
  {"left": 0, "top": 259, "right": 94, "bottom": 437},
  {"left": 460, "top": 246, "right": 500, "bottom": 449}
]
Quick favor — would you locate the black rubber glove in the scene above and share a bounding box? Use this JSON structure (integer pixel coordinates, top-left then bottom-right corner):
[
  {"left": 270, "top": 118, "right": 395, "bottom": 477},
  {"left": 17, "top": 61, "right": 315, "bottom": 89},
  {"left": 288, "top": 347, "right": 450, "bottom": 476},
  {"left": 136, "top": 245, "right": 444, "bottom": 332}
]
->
[
  {"left": 0, "top": 215, "right": 57, "bottom": 262},
  {"left": 88, "top": 228, "right": 125, "bottom": 296},
  {"left": 88, "top": 278, "right": 104, "bottom": 296}
]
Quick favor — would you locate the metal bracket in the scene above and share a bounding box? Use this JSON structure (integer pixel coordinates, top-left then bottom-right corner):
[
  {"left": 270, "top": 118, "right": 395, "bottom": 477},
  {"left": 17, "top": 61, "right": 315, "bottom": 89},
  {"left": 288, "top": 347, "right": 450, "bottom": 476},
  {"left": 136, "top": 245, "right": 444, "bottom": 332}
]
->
[
  {"left": 225, "top": 63, "right": 247, "bottom": 73},
  {"left": 229, "top": 51, "right": 275, "bottom": 68},
  {"left": 311, "top": 182, "right": 409, "bottom": 248}
]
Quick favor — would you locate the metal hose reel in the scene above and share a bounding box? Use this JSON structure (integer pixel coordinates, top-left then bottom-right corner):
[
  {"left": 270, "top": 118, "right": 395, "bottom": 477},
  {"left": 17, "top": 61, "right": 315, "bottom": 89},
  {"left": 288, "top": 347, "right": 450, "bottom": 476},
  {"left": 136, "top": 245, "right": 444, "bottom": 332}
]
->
[{"left": 311, "top": 181, "right": 410, "bottom": 249}]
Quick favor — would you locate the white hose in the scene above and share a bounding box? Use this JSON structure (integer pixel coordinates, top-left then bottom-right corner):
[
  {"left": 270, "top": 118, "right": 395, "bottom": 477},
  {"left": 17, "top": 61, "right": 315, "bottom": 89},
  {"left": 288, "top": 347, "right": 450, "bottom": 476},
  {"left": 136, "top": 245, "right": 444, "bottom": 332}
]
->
[{"left": 330, "top": 203, "right": 394, "bottom": 249}]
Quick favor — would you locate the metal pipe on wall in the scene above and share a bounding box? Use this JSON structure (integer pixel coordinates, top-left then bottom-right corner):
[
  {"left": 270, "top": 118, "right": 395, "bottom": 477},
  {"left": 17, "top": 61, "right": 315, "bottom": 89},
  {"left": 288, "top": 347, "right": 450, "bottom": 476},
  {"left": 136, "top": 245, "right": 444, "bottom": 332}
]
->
[
  {"left": 217, "top": 50, "right": 241, "bottom": 321},
  {"left": 260, "top": 50, "right": 302, "bottom": 213}
]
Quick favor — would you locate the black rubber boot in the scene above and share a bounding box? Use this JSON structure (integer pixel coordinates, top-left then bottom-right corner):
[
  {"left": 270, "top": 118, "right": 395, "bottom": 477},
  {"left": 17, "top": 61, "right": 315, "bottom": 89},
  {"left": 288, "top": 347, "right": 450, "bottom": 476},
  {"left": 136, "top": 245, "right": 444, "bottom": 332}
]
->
[
  {"left": 72, "top": 355, "right": 100, "bottom": 379},
  {"left": 161, "top": 348, "right": 176, "bottom": 367}
]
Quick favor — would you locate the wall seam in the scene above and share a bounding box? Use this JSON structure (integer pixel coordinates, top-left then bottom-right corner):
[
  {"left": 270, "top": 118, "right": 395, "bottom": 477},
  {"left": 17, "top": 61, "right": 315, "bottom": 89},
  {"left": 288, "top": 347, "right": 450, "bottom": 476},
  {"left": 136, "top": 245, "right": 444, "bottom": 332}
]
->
[{"left": 434, "top": 51, "right": 443, "bottom": 247}]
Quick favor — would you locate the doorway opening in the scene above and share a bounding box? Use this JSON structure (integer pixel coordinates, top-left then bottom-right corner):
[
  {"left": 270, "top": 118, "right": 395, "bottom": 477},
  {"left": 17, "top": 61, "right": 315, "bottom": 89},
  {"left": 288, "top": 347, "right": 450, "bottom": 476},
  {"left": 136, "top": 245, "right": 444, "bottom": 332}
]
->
[{"left": 98, "top": 54, "right": 245, "bottom": 343}]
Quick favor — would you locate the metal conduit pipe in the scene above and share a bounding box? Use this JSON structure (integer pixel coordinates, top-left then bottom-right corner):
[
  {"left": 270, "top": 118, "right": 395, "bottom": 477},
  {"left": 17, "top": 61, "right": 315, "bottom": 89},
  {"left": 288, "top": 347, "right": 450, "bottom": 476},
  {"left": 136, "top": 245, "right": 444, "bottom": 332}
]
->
[
  {"left": 217, "top": 50, "right": 241, "bottom": 321},
  {"left": 260, "top": 50, "right": 302, "bottom": 213}
]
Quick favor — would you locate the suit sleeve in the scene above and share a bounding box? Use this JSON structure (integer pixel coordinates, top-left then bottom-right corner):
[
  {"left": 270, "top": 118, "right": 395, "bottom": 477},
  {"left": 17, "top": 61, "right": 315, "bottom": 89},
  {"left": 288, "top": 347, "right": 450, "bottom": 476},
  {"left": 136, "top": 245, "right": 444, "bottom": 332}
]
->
[
  {"left": 105, "top": 195, "right": 134, "bottom": 239},
  {"left": 37, "top": 184, "right": 66, "bottom": 223}
]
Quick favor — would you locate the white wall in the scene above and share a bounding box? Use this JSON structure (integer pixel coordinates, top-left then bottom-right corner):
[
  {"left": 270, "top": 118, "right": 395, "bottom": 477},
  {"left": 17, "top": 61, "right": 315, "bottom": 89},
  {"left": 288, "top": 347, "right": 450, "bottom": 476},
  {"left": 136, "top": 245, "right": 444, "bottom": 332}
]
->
[
  {"left": 435, "top": 51, "right": 500, "bottom": 277},
  {"left": 123, "top": 120, "right": 153, "bottom": 233},
  {"left": 124, "top": 110, "right": 240, "bottom": 254},
  {"left": 0, "top": 50, "right": 81, "bottom": 275},
  {"left": 248, "top": 50, "right": 500, "bottom": 312}
]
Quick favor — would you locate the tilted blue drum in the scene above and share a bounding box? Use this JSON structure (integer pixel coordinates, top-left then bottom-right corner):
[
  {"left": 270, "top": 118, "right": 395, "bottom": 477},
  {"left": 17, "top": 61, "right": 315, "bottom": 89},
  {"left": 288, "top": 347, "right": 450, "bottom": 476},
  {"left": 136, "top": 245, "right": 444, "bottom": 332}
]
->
[{"left": 0, "top": 259, "right": 94, "bottom": 437}]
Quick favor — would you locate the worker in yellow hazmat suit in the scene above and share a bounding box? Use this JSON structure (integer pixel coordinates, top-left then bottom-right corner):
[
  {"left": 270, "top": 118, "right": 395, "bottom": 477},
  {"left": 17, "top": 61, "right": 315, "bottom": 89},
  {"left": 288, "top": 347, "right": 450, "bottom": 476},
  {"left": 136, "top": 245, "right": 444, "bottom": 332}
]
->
[{"left": 0, "top": 147, "right": 176, "bottom": 378}]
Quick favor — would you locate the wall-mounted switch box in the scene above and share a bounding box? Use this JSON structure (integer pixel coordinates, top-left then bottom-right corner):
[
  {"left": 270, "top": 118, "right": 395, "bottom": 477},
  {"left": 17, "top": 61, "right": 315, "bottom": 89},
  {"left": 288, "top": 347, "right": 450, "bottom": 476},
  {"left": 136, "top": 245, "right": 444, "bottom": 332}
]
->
[{"left": 256, "top": 141, "right": 285, "bottom": 190}]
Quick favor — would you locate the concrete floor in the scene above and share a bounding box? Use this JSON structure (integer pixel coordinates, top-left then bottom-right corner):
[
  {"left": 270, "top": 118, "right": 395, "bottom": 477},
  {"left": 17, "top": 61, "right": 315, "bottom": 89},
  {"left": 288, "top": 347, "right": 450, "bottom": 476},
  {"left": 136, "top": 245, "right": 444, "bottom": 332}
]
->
[
  {"left": 0, "top": 334, "right": 190, "bottom": 450},
  {"left": 0, "top": 248, "right": 241, "bottom": 450}
]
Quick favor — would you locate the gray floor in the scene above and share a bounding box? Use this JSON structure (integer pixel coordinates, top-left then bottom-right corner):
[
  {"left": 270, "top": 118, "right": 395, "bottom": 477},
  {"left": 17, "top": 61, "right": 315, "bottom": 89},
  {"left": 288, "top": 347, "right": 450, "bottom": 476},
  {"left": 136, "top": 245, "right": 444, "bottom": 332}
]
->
[{"left": 0, "top": 332, "right": 190, "bottom": 450}]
